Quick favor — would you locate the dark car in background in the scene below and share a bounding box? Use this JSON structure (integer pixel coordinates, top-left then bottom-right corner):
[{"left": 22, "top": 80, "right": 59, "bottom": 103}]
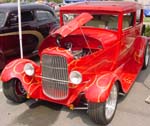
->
[{"left": 0, "top": 2, "right": 59, "bottom": 69}]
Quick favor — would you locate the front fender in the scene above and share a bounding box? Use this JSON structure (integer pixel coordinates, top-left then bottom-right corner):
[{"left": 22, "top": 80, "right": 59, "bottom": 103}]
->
[
  {"left": 1, "top": 59, "right": 40, "bottom": 91},
  {"left": 85, "top": 73, "right": 119, "bottom": 103}
]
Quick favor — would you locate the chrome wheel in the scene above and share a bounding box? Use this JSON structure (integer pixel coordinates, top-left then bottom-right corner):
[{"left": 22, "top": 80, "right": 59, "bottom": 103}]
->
[
  {"left": 105, "top": 84, "right": 118, "bottom": 120},
  {"left": 145, "top": 45, "right": 149, "bottom": 67},
  {"left": 143, "top": 43, "right": 150, "bottom": 69},
  {"left": 88, "top": 83, "right": 118, "bottom": 125}
]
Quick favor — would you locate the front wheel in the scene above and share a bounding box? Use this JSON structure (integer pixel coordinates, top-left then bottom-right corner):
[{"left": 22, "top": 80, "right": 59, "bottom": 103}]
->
[
  {"left": 142, "top": 43, "right": 149, "bottom": 69},
  {"left": 2, "top": 78, "right": 27, "bottom": 103},
  {"left": 88, "top": 83, "right": 118, "bottom": 125}
]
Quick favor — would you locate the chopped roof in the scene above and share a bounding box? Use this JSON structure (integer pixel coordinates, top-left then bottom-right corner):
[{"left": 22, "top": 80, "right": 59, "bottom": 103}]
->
[
  {"left": 0, "top": 2, "right": 53, "bottom": 12},
  {"left": 60, "top": 1, "right": 142, "bottom": 13}
]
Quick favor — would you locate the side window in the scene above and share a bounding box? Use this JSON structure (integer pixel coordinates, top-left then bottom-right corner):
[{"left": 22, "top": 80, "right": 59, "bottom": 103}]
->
[
  {"left": 123, "top": 12, "right": 134, "bottom": 30},
  {"left": 136, "top": 9, "right": 142, "bottom": 24},
  {"left": 8, "top": 12, "right": 18, "bottom": 25},
  {"left": 21, "top": 11, "right": 34, "bottom": 22},
  {"left": 36, "top": 10, "right": 54, "bottom": 21},
  {"left": 7, "top": 11, "right": 34, "bottom": 26}
]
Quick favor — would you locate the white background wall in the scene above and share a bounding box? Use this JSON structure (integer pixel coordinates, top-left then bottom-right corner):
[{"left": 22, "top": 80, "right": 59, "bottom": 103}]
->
[{"left": 124, "top": 0, "right": 150, "bottom": 5}]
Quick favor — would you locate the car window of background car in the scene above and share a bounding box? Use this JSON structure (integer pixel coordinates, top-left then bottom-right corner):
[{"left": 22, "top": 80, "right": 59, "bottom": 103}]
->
[
  {"left": 7, "top": 12, "right": 18, "bottom": 26},
  {"left": 36, "top": 10, "right": 55, "bottom": 22},
  {"left": 7, "top": 11, "right": 34, "bottom": 26},
  {"left": 21, "top": 11, "right": 34, "bottom": 22},
  {"left": 0, "top": 12, "right": 5, "bottom": 27},
  {"left": 123, "top": 12, "right": 134, "bottom": 30},
  {"left": 63, "top": 13, "right": 78, "bottom": 24}
]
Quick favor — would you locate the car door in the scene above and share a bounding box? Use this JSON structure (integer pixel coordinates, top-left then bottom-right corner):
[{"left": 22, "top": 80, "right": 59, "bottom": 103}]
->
[
  {"left": 20, "top": 10, "right": 39, "bottom": 56},
  {"left": 2, "top": 10, "right": 38, "bottom": 58},
  {"left": 1, "top": 11, "right": 20, "bottom": 58}
]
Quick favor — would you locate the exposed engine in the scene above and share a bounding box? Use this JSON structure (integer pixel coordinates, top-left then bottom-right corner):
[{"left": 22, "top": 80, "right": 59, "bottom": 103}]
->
[
  {"left": 72, "top": 49, "right": 91, "bottom": 59},
  {"left": 64, "top": 42, "right": 91, "bottom": 59}
]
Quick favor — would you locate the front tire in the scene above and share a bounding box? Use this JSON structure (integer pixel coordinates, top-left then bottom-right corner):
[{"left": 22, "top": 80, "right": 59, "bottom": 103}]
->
[
  {"left": 142, "top": 43, "right": 149, "bottom": 69},
  {"left": 88, "top": 83, "right": 118, "bottom": 125},
  {"left": 2, "top": 78, "right": 27, "bottom": 103}
]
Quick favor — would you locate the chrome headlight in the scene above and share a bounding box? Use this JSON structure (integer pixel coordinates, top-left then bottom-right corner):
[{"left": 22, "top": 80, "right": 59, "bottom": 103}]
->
[
  {"left": 24, "top": 63, "right": 35, "bottom": 76},
  {"left": 69, "top": 71, "right": 82, "bottom": 84}
]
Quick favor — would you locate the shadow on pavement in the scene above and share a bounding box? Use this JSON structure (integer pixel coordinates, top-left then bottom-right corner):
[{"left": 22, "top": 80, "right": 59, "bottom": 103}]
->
[
  {"left": 137, "top": 63, "right": 150, "bottom": 90},
  {"left": 9, "top": 100, "right": 62, "bottom": 126},
  {"left": 62, "top": 107, "right": 103, "bottom": 126}
]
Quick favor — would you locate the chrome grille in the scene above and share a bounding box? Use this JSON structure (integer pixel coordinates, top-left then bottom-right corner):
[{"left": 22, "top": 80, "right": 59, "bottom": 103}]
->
[{"left": 42, "top": 54, "right": 68, "bottom": 100}]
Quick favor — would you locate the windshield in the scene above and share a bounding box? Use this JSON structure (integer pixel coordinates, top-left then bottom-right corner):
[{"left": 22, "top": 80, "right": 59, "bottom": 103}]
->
[
  {"left": 63, "top": 13, "right": 118, "bottom": 31},
  {"left": 0, "top": 12, "right": 6, "bottom": 27}
]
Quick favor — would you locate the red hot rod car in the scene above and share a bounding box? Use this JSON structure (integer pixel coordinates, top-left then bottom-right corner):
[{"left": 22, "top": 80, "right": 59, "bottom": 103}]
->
[{"left": 1, "top": 1, "right": 150, "bottom": 125}]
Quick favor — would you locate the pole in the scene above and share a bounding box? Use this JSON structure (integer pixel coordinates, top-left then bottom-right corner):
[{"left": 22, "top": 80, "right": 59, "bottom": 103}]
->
[{"left": 18, "top": 0, "right": 23, "bottom": 58}]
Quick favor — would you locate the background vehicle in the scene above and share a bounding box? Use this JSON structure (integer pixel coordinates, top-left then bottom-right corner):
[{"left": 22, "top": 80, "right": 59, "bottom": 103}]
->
[
  {"left": 144, "top": 5, "right": 150, "bottom": 17},
  {"left": 0, "top": 2, "right": 59, "bottom": 69},
  {"left": 64, "top": 0, "right": 85, "bottom": 4},
  {"left": 1, "top": 1, "right": 149, "bottom": 125}
]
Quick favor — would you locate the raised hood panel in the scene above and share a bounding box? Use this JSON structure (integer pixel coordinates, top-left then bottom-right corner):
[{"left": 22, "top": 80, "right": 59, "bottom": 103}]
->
[{"left": 53, "top": 13, "right": 93, "bottom": 38}]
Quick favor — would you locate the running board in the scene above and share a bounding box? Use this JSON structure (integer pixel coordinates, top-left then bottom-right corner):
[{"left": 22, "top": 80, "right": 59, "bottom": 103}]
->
[
  {"left": 119, "top": 92, "right": 126, "bottom": 96},
  {"left": 69, "top": 103, "right": 88, "bottom": 110},
  {"left": 72, "top": 107, "right": 88, "bottom": 110}
]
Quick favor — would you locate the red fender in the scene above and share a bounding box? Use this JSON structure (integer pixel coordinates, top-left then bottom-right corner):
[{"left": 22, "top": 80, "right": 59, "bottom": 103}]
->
[
  {"left": 1, "top": 59, "right": 41, "bottom": 95},
  {"left": 85, "top": 73, "right": 119, "bottom": 103}
]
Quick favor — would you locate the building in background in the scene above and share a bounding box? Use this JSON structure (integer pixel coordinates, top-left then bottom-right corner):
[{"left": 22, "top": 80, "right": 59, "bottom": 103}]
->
[{"left": 124, "top": 0, "right": 150, "bottom": 5}]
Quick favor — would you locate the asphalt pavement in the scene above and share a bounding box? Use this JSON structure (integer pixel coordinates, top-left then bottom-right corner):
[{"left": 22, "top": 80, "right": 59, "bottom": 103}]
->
[{"left": 0, "top": 61, "right": 150, "bottom": 126}]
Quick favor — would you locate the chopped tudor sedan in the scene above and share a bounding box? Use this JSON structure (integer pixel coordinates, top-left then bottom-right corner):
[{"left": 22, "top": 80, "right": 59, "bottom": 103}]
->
[
  {"left": 1, "top": 1, "right": 150, "bottom": 125},
  {"left": 0, "top": 3, "right": 59, "bottom": 69}
]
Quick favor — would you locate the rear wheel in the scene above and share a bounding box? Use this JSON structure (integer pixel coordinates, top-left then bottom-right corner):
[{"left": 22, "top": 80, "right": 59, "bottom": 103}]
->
[
  {"left": 142, "top": 43, "right": 149, "bottom": 69},
  {"left": 2, "top": 78, "right": 27, "bottom": 103},
  {"left": 88, "top": 83, "right": 118, "bottom": 125}
]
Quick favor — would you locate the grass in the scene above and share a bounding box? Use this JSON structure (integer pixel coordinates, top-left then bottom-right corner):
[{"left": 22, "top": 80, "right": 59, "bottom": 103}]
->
[
  {"left": 144, "top": 17, "right": 150, "bottom": 22},
  {"left": 143, "top": 17, "right": 150, "bottom": 37},
  {"left": 145, "top": 25, "right": 150, "bottom": 37}
]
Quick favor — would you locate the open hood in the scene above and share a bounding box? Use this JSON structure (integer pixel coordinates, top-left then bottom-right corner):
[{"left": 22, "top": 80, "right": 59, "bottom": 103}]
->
[{"left": 53, "top": 13, "right": 93, "bottom": 38}]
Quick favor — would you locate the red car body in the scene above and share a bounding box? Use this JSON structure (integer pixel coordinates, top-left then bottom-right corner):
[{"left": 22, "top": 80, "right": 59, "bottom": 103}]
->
[{"left": 1, "top": 1, "right": 150, "bottom": 125}]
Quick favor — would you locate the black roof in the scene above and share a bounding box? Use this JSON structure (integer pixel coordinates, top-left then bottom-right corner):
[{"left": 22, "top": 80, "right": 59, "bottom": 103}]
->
[{"left": 0, "top": 2, "right": 54, "bottom": 12}]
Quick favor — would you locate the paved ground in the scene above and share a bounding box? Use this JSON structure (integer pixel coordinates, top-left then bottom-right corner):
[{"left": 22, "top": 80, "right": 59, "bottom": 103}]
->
[{"left": 0, "top": 61, "right": 150, "bottom": 126}]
